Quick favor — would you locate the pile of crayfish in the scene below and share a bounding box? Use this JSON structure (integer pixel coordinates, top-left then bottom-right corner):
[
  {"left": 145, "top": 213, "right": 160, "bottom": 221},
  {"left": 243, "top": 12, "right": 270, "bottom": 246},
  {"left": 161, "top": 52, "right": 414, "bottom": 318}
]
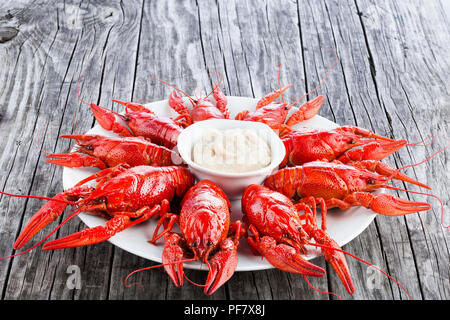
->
[{"left": 1, "top": 73, "right": 437, "bottom": 298}]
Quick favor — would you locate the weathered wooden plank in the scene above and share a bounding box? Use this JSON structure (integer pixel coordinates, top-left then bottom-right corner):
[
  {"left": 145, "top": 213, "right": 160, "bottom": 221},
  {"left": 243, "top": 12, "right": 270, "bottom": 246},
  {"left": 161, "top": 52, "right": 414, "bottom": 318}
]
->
[
  {"left": 0, "top": 0, "right": 447, "bottom": 300},
  {"left": 297, "top": 0, "right": 404, "bottom": 300},
  {"left": 0, "top": 0, "right": 144, "bottom": 299},
  {"left": 355, "top": 0, "right": 450, "bottom": 299},
  {"left": 218, "top": 0, "right": 332, "bottom": 300},
  {"left": 108, "top": 0, "right": 229, "bottom": 300}
]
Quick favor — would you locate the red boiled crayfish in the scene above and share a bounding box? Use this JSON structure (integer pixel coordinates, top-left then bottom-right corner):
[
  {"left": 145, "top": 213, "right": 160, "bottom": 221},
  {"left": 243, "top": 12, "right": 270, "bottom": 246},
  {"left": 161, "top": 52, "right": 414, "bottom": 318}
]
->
[
  {"left": 241, "top": 184, "right": 354, "bottom": 294},
  {"left": 168, "top": 83, "right": 230, "bottom": 127},
  {"left": 264, "top": 161, "right": 431, "bottom": 217},
  {"left": 46, "top": 134, "right": 175, "bottom": 169},
  {"left": 13, "top": 165, "right": 194, "bottom": 250},
  {"left": 149, "top": 180, "right": 243, "bottom": 295},
  {"left": 235, "top": 87, "right": 325, "bottom": 135},
  {"left": 90, "top": 100, "right": 183, "bottom": 149},
  {"left": 281, "top": 126, "right": 408, "bottom": 167},
  {"left": 235, "top": 58, "right": 337, "bottom": 134}
]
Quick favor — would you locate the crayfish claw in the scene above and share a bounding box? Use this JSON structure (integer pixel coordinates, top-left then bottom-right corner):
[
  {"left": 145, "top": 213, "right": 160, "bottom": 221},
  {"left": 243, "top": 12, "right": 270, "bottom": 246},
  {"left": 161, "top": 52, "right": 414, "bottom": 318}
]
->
[
  {"left": 90, "top": 103, "right": 132, "bottom": 137},
  {"left": 14, "top": 193, "right": 69, "bottom": 249},
  {"left": 256, "top": 84, "right": 292, "bottom": 109},
  {"left": 112, "top": 99, "right": 154, "bottom": 114},
  {"left": 46, "top": 152, "right": 107, "bottom": 169},
  {"left": 259, "top": 236, "right": 325, "bottom": 277},
  {"left": 353, "top": 159, "right": 430, "bottom": 190},
  {"left": 315, "top": 232, "right": 355, "bottom": 294},
  {"left": 204, "top": 239, "right": 238, "bottom": 295},
  {"left": 43, "top": 226, "right": 109, "bottom": 250},
  {"left": 285, "top": 95, "right": 325, "bottom": 127},
  {"left": 352, "top": 192, "right": 431, "bottom": 216},
  {"left": 162, "top": 233, "right": 185, "bottom": 287},
  {"left": 42, "top": 215, "right": 130, "bottom": 250},
  {"left": 338, "top": 139, "right": 407, "bottom": 163}
]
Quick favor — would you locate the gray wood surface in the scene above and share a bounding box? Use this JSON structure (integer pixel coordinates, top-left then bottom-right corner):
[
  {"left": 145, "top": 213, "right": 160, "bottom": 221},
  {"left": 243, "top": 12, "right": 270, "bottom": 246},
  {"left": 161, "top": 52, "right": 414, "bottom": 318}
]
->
[{"left": 0, "top": 0, "right": 448, "bottom": 300}]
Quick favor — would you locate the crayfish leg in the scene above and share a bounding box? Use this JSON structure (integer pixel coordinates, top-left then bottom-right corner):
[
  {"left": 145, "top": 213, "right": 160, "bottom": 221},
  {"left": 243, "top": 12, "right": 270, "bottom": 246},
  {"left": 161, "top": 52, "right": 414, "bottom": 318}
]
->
[{"left": 148, "top": 212, "right": 178, "bottom": 245}]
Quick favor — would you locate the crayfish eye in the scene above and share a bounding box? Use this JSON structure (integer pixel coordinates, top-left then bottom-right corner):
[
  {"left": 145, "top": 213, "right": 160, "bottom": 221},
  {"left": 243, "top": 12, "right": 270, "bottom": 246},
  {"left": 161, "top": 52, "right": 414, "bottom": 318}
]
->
[
  {"left": 191, "top": 241, "right": 197, "bottom": 248},
  {"left": 206, "top": 240, "right": 213, "bottom": 247},
  {"left": 368, "top": 179, "right": 376, "bottom": 184},
  {"left": 85, "top": 145, "right": 93, "bottom": 151}
]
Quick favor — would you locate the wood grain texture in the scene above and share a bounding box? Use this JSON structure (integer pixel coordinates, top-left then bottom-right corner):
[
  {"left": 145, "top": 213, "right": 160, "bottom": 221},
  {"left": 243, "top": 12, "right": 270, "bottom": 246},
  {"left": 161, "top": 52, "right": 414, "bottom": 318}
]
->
[{"left": 0, "top": 0, "right": 448, "bottom": 300}]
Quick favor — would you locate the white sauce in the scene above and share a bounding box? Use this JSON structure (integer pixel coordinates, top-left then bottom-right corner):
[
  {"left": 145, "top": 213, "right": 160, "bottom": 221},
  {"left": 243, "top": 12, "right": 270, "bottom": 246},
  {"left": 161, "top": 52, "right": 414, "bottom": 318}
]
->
[{"left": 192, "top": 128, "right": 271, "bottom": 173}]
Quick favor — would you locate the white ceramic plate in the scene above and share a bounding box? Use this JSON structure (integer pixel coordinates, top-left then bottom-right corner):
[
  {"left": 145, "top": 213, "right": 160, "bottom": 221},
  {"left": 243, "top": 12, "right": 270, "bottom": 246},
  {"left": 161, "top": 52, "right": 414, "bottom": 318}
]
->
[{"left": 62, "top": 96, "right": 377, "bottom": 272}]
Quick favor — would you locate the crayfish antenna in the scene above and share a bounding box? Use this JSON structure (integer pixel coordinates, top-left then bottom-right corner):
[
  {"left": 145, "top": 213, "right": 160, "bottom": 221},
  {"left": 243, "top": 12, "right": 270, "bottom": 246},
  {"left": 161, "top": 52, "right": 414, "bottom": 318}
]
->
[
  {"left": 149, "top": 75, "right": 195, "bottom": 106},
  {"left": 308, "top": 241, "right": 413, "bottom": 299},
  {"left": 77, "top": 76, "right": 91, "bottom": 106},
  {"left": 208, "top": 71, "right": 230, "bottom": 118},
  {"left": 205, "top": 70, "right": 224, "bottom": 99},
  {"left": 277, "top": 63, "right": 286, "bottom": 104},
  {"left": 364, "top": 144, "right": 449, "bottom": 193},
  {"left": 286, "top": 48, "right": 338, "bottom": 111},
  {"left": 352, "top": 159, "right": 430, "bottom": 190},
  {"left": 124, "top": 256, "right": 198, "bottom": 288},
  {"left": 303, "top": 275, "right": 343, "bottom": 300}
]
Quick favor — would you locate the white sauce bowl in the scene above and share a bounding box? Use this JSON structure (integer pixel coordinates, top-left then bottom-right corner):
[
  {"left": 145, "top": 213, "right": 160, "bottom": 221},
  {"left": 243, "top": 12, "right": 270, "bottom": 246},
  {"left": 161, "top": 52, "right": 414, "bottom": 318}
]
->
[{"left": 176, "top": 119, "right": 286, "bottom": 199}]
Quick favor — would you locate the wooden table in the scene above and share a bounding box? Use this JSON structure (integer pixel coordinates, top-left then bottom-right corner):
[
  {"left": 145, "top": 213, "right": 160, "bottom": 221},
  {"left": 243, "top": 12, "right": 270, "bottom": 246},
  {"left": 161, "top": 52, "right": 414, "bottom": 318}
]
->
[{"left": 0, "top": 0, "right": 448, "bottom": 300}]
